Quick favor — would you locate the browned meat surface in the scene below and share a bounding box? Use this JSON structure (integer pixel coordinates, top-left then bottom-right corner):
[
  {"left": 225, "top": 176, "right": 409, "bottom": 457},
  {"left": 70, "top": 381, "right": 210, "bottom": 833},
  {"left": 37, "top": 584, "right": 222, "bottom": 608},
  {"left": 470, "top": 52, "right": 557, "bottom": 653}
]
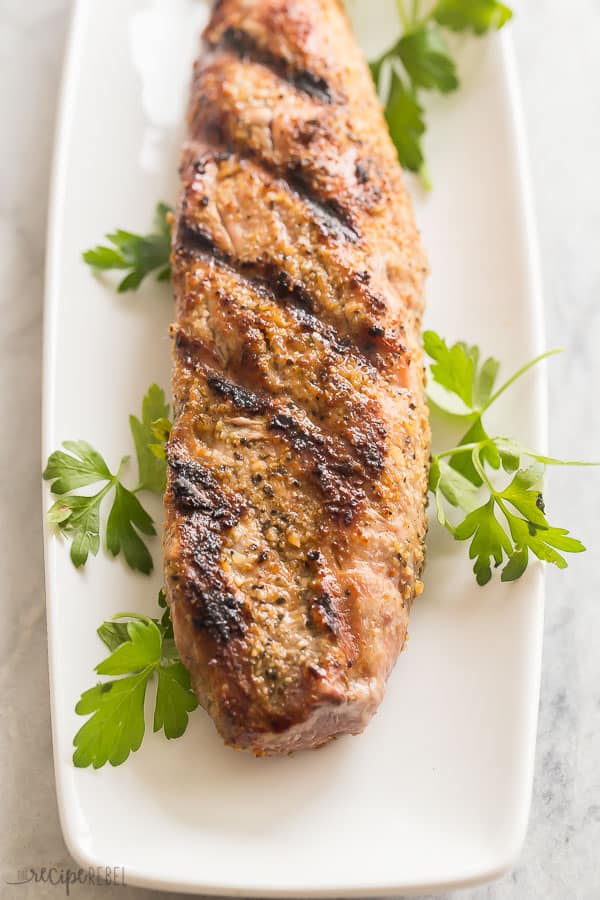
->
[{"left": 163, "top": 0, "right": 430, "bottom": 755}]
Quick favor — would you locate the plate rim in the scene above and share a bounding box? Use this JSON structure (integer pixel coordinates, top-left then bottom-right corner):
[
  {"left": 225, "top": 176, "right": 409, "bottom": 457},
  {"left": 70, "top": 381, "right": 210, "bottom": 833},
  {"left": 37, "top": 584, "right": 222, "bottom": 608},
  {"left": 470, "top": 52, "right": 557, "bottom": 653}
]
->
[{"left": 42, "top": 3, "right": 547, "bottom": 894}]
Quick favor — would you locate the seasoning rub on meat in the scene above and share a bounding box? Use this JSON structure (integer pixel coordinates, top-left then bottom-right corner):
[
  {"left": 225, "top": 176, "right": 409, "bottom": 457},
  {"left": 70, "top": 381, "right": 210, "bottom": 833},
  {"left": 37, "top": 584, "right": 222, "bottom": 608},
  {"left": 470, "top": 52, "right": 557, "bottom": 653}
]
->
[{"left": 163, "top": 0, "right": 430, "bottom": 755}]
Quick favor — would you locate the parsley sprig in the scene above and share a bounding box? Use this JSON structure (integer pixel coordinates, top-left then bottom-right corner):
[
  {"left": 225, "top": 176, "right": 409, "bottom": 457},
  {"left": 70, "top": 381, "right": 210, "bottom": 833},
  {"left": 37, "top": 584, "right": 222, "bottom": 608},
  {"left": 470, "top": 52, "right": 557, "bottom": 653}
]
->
[
  {"left": 73, "top": 592, "right": 198, "bottom": 768},
  {"left": 43, "top": 385, "right": 171, "bottom": 573},
  {"left": 370, "top": 0, "right": 512, "bottom": 181},
  {"left": 82, "top": 203, "right": 172, "bottom": 292},
  {"left": 426, "top": 331, "right": 595, "bottom": 585}
]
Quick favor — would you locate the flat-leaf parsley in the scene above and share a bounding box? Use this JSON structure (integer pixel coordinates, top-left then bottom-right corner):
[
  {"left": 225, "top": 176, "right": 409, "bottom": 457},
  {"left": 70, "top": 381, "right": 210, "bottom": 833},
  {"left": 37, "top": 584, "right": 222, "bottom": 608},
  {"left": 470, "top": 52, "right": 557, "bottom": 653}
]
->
[
  {"left": 43, "top": 385, "right": 172, "bottom": 573},
  {"left": 73, "top": 596, "right": 197, "bottom": 768},
  {"left": 426, "top": 330, "right": 596, "bottom": 585},
  {"left": 369, "top": 0, "right": 513, "bottom": 180},
  {"left": 82, "top": 202, "right": 172, "bottom": 292}
]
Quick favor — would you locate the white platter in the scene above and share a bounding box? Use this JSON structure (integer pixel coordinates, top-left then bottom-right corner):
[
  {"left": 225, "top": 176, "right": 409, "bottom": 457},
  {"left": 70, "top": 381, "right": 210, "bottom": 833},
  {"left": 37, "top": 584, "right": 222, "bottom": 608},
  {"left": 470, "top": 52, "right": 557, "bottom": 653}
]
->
[{"left": 43, "top": 0, "right": 546, "bottom": 894}]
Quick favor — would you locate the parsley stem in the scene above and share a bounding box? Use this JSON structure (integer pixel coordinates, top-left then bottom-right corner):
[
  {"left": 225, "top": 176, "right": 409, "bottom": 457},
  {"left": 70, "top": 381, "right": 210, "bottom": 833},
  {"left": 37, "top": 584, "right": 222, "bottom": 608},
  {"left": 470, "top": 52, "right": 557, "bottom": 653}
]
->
[
  {"left": 93, "top": 479, "right": 116, "bottom": 505},
  {"left": 472, "top": 447, "right": 520, "bottom": 532},
  {"left": 494, "top": 439, "right": 600, "bottom": 467},
  {"left": 112, "top": 611, "right": 153, "bottom": 623},
  {"left": 437, "top": 437, "right": 599, "bottom": 467},
  {"left": 419, "top": 161, "right": 433, "bottom": 191},
  {"left": 435, "top": 441, "right": 483, "bottom": 460},
  {"left": 395, "top": 0, "right": 410, "bottom": 32},
  {"left": 480, "top": 348, "right": 563, "bottom": 416},
  {"left": 115, "top": 455, "right": 130, "bottom": 481},
  {"left": 472, "top": 447, "right": 496, "bottom": 494}
]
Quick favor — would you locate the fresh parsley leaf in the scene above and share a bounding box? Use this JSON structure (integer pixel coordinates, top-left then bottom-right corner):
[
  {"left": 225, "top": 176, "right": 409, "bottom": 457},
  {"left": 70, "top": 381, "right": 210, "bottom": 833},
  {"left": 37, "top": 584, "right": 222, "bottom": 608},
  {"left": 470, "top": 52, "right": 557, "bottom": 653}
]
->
[
  {"left": 500, "top": 467, "right": 586, "bottom": 568},
  {"left": 454, "top": 496, "right": 513, "bottom": 585},
  {"left": 148, "top": 417, "right": 172, "bottom": 460},
  {"left": 369, "top": 56, "right": 385, "bottom": 94},
  {"left": 154, "top": 661, "right": 198, "bottom": 740},
  {"left": 43, "top": 440, "right": 112, "bottom": 494},
  {"left": 384, "top": 71, "right": 426, "bottom": 172},
  {"left": 427, "top": 334, "right": 594, "bottom": 585},
  {"left": 97, "top": 620, "right": 132, "bottom": 653},
  {"left": 43, "top": 443, "right": 120, "bottom": 567},
  {"left": 157, "top": 588, "right": 174, "bottom": 640},
  {"left": 424, "top": 330, "right": 499, "bottom": 416},
  {"left": 472, "top": 353, "right": 500, "bottom": 409},
  {"left": 106, "top": 483, "right": 155, "bottom": 574},
  {"left": 450, "top": 418, "right": 500, "bottom": 486},
  {"left": 96, "top": 618, "right": 161, "bottom": 675},
  {"left": 397, "top": 25, "right": 459, "bottom": 93},
  {"left": 82, "top": 202, "right": 172, "bottom": 292},
  {"left": 453, "top": 463, "right": 586, "bottom": 586},
  {"left": 500, "top": 546, "right": 529, "bottom": 582},
  {"left": 425, "top": 330, "right": 476, "bottom": 409},
  {"left": 74, "top": 605, "right": 198, "bottom": 768},
  {"left": 47, "top": 492, "right": 104, "bottom": 567},
  {"left": 429, "top": 456, "right": 480, "bottom": 526},
  {"left": 129, "top": 384, "right": 170, "bottom": 493},
  {"left": 433, "top": 0, "right": 513, "bottom": 34},
  {"left": 73, "top": 669, "right": 154, "bottom": 768},
  {"left": 369, "top": 1, "right": 512, "bottom": 182},
  {"left": 43, "top": 386, "right": 168, "bottom": 572}
]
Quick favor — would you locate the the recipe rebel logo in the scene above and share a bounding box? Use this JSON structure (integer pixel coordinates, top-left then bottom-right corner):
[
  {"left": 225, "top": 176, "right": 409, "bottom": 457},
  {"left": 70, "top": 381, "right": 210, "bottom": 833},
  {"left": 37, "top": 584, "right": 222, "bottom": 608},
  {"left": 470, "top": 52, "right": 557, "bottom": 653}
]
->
[{"left": 6, "top": 866, "right": 126, "bottom": 894}]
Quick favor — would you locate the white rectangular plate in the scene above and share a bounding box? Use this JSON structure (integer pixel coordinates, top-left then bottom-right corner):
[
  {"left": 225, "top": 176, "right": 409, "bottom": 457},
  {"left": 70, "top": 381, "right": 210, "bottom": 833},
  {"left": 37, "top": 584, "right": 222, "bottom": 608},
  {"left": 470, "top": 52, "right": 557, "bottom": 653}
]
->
[{"left": 43, "top": 0, "right": 546, "bottom": 895}]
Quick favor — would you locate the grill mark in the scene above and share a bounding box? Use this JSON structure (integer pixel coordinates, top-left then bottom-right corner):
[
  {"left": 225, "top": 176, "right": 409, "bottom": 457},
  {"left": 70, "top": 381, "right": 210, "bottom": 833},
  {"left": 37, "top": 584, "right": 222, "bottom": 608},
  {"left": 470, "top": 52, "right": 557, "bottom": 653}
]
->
[
  {"left": 173, "top": 348, "right": 369, "bottom": 525},
  {"left": 167, "top": 445, "right": 246, "bottom": 643},
  {"left": 173, "top": 325, "right": 221, "bottom": 372},
  {"left": 207, "top": 374, "right": 268, "bottom": 415},
  {"left": 287, "top": 304, "right": 352, "bottom": 358},
  {"left": 309, "top": 592, "right": 340, "bottom": 636},
  {"left": 217, "top": 310, "right": 386, "bottom": 475},
  {"left": 175, "top": 221, "right": 391, "bottom": 362},
  {"left": 214, "top": 26, "right": 335, "bottom": 105},
  {"left": 185, "top": 144, "right": 358, "bottom": 244},
  {"left": 285, "top": 168, "right": 359, "bottom": 243},
  {"left": 174, "top": 264, "right": 388, "bottom": 478},
  {"left": 187, "top": 40, "right": 397, "bottom": 246},
  {"left": 266, "top": 412, "right": 367, "bottom": 526},
  {"left": 186, "top": 83, "right": 360, "bottom": 243}
]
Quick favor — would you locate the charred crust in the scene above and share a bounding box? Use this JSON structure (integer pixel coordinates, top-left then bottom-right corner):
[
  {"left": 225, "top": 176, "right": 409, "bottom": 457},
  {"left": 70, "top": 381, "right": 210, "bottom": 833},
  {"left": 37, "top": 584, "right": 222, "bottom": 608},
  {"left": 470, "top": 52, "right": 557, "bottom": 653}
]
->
[
  {"left": 176, "top": 152, "right": 404, "bottom": 362},
  {"left": 173, "top": 328, "right": 220, "bottom": 370},
  {"left": 355, "top": 161, "right": 370, "bottom": 184},
  {"left": 174, "top": 327, "right": 387, "bottom": 513},
  {"left": 207, "top": 374, "right": 268, "bottom": 414},
  {"left": 190, "top": 584, "right": 245, "bottom": 643},
  {"left": 174, "top": 221, "right": 389, "bottom": 365},
  {"left": 268, "top": 413, "right": 325, "bottom": 450},
  {"left": 293, "top": 70, "right": 333, "bottom": 104},
  {"left": 168, "top": 448, "right": 243, "bottom": 526},
  {"left": 168, "top": 445, "right": 246, "bottom": 643},
  {"left": 178, "top": 251, "right": 395, "bottom": 370},
  {"left": 218, "top": 25, "right": 335, "bottom": 105},
  {"left": 353, "top": 270, "right": 371, "bottom": 284},
  {"left": 310, "top": 591, "right": 339, "bottom": 635},
  {"left": 264, "top": 414, "right": 366, "bottom": 524},
  {"left": 176, "top": 218, "right": 226, "bottom": 261},
  {"left": 267, "top": 387, "right": 386, "bottom": 477},
  {"left": 312, "top": 461, "right": 364, "bottom": 525},
  {"left": 286, "top": 168, "right": 360, "bottom": 242}
]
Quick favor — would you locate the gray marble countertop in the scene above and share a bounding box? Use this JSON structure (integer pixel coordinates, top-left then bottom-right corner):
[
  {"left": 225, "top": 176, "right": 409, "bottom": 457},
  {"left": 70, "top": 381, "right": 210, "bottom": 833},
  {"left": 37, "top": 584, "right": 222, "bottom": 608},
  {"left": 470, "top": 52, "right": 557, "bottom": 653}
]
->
[{"left": 1, "top": 1, "right": 599, "bottom": 897}]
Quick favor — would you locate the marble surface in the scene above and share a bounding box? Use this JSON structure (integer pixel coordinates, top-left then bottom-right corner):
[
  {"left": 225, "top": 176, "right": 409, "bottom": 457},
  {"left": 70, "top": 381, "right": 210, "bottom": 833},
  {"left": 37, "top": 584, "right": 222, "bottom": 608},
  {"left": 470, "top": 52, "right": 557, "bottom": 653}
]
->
[{"left": 1, "top": 0, "right": 598, "bottom": 897}]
